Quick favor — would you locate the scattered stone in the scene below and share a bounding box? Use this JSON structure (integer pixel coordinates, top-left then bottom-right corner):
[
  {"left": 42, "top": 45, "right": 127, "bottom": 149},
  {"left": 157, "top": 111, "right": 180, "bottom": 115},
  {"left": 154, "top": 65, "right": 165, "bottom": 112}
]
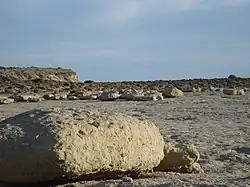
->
[
  {"left": 135, "top": 91, "right": 164, "bottom": 101},
  {"left": 192, "top": 87, "right": 202, "bottom": 93},
  {"left": 143, "top": 90, "right": 158, "bottom": 95},
  {"left": 12, "top": 95, "right": 30, "bottom": 102},
  {"left": 162, "top": 87, "right": 184, "bottom": 98},
  {"left": 209, "top": 86, "right": 217, "bottom": 91},
  {"left": 155, "top": 94, "right": 164, "bottom": 100},
  {"left": 181, "top": 85, "right": 193, "bottom": 92},
  {"left": 43, "top": 93, "right": 68, "bottom": 100},
  {"left": 98, "top": 91, "right": 121, "bottom": 101},
  {"left": 91, "top": 91, "right": 103, "bottom": 98},
  {"left": 121, "top": 175, "right": 133, "bottom": 183},
  {"left": 12, "top": 95, "right": 41, "bottom": 102},
  {"left": 43, "top": 93, "right": 55, "bottom": 100},
  {"left": 53, "top": 95, "right": 61, "bottom": 100},
  {"left": 0, "top": 107, "right": 164, "bottom": 184},
  {"left": 79, "top": 94, "right": 98, "bottom": 100},
  {"left": 223, "top": 88, "right": 245, "bottom": 95},
  {"left": 243, "top": 88, "right": 248, "bottom": 92},
  {"left": 0, "top": 97, "right": 14, "bottom": 104},
  {"left": 59, "top": 94, "right": 68, "bottom": 100},
  {"left": 27, "top": 96, "right": 42, "bottom": 102},
  {"left": 120, "top": 89, "right": 142, "bottom": 100},
  {"left": 237, "top": 89, "right": 245, "bottom": 95},
  {"left": 223, "top": 88, "right": 237, "bottom": 95},
  {"left": 181, "top": 162, "right": 204, "bottom": 174},
  {"left": 133, "top": 95, "right": 157, "bottom": 101},
  {"left": 154, "top": 142, "right": 202, "bottom": 173},
  {"left": 67, "top": 95, "right": 79, "bottom": 100}
]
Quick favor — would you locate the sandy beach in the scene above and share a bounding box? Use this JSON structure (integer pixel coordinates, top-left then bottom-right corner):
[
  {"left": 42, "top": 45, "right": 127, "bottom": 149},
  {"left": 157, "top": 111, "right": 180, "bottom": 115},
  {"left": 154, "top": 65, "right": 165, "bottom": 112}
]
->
[{"left": 0, "top": 91, "right": 249, "bottom": 187}]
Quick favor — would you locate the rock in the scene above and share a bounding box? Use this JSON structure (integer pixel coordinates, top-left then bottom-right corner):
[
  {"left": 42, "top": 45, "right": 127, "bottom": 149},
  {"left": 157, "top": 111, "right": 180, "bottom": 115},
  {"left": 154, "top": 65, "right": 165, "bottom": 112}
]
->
[
  {"left": 67, "top": 95, "right": 79, "bottom": 100},
  {"left": 223, "top": 88, "right": 237, "bottom": 95},
  {"left": 28, "top": 96, "right": 42, "bottom": 102},
  {"left": 209, "top": 86, "right": 216, "bottom": 91},
  {"left": 237, "top": 89, "right": 245, "bottom": 95},
  {"left": 54, "top": 95, "right": 61, "bottom": 100},
  {"left": 79, "top": 95, "right": 98, "bottom": 100},
  {"left": 59, "top": 94, "right": 68, "bottom": 100},
  {"left": 0, "top": 107, "right": 164, "bottom": 184},
  {"left": 192, "top": 87, "right": 202, "bottom": 93},
  {"left": 12, "top": 95, "right": 30, "bottom": 102},
  {"left": 98, "top": 91, "right": 120, "bottom": 101},
  {"left": 43, "top": 93, "right": 55, "bottom": 100},
  {"left": 133, "top": 96, "right": 157, "bottom": 101},
  {"left": 121, "top": 176, "right": 133, "bottom": 183},
  {"left": 243, "top": 88, "right": 248, "bottom": 92},
  {"left": 154, "top": 142, "right": 201, "bottom": 173},
  {"left": 13, "top": 95, "right": 41, "bottom": 102},
  {"left": 76, "top": 91, "right": 99, "bottom": 100},
  {"left": 0, "top": 97, "right": 14, "bottom": 104},
  {"left": 68, "top": 90, "right": 82, "bottom": 97},
  {"left": 156, "top": 94, "right": 164, "bottom": 100},
  {"left": 177, "top": 162, "right": 204, "bottom": 174},
  {"left": 137, "top": 91, "right": 164, "bottom": 101},
  {"left": 51, "top": 94, "right": 68, "bottom": 100},
  {"left": 181, "top": 85, "right": 193, "bottom": 92},
  {"left": 92, "top": 91, "right": 103, "bottom": 98},
  {"left": 228, "top": 74, "right": 237, "bottom": 79},
  {"left": 120, "top": 89, "right": 142, "bottom": 101},
  {"left": 143, "top": 90, "right": 158, "bottom": 95},
  {"left": 43, "top": 93, "right": 68, "bottom": 101},
  {"left": 162, "top": 87, "right": 184, "bottom": 98}
]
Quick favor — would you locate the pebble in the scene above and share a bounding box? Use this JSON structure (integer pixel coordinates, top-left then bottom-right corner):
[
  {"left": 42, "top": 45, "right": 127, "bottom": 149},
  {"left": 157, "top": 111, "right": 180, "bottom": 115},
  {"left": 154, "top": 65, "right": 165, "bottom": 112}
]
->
[{"left": 121, "top": 175, "right": 133, "bottom": 183}]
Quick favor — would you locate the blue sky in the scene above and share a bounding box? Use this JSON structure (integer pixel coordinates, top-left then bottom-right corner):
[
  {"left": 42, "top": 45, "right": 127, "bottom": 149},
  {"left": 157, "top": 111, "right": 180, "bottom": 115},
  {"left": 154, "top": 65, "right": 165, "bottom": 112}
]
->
[{"left": 1, "top": 0, "right": 250, "bottom": 81}]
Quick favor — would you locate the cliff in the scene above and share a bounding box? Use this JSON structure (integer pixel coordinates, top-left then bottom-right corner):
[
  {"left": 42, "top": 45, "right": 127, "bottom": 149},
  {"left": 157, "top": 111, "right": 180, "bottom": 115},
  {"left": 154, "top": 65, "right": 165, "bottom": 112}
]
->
[
  {"left": 0, "top": 67, "right": 79, "bottom": 94},
  {"left": 0, "top": 67, "right": 78, "bottom": 83},
  {"left": 0, "top": 66, "right": 249, "bottom": 95}
]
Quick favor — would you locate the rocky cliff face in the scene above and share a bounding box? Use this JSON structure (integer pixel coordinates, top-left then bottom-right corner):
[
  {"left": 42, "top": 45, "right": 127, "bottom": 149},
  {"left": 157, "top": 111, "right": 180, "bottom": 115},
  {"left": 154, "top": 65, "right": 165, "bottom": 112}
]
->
[
  {"left": 0, "top": 67, "right": 78, "bottom": 82},
  {"left": 0, "top": 67, "right": 79, "bottom": 94},
  {"left": 0, "top": 66, "right": 249, "bottom": 95}
]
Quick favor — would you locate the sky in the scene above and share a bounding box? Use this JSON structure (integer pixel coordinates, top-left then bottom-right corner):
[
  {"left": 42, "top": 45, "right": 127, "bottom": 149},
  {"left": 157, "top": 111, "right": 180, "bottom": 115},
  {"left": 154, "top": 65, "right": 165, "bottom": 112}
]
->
[{"left": 1, "top": 0, "right": 250, "bottom": 81}]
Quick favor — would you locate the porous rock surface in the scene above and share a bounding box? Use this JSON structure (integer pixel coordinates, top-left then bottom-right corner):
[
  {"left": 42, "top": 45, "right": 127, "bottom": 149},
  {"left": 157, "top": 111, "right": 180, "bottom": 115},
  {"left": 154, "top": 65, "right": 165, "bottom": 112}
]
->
[
  {"left": 0, "top": 107, "right": 164, "bottom": 184},
  {"left": 154, "top": 142, "right": 203, "bottom": 173}
]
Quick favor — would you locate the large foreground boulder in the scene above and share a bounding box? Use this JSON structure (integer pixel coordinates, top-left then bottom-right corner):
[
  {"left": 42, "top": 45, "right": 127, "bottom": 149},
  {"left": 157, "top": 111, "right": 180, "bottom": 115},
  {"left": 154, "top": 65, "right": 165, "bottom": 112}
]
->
[
  {"left": 0, "top": 107, "right": 164, "bottom": 184},
  {"left": 154, "top": 142, "right": 203, "bottom": 173}
]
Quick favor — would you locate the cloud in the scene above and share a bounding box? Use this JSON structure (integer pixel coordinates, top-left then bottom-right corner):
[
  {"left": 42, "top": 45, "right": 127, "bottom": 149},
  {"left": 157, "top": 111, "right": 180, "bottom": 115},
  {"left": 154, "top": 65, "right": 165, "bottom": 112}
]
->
[
  {"left": 97, "top": 0, "right": 250, "bottom": 24},
  {"left": 2, "top": 0, "right": 250, "bottom": 25},
  {"left": 2, "top": 41, "right": 118, "bottom": 66}
]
